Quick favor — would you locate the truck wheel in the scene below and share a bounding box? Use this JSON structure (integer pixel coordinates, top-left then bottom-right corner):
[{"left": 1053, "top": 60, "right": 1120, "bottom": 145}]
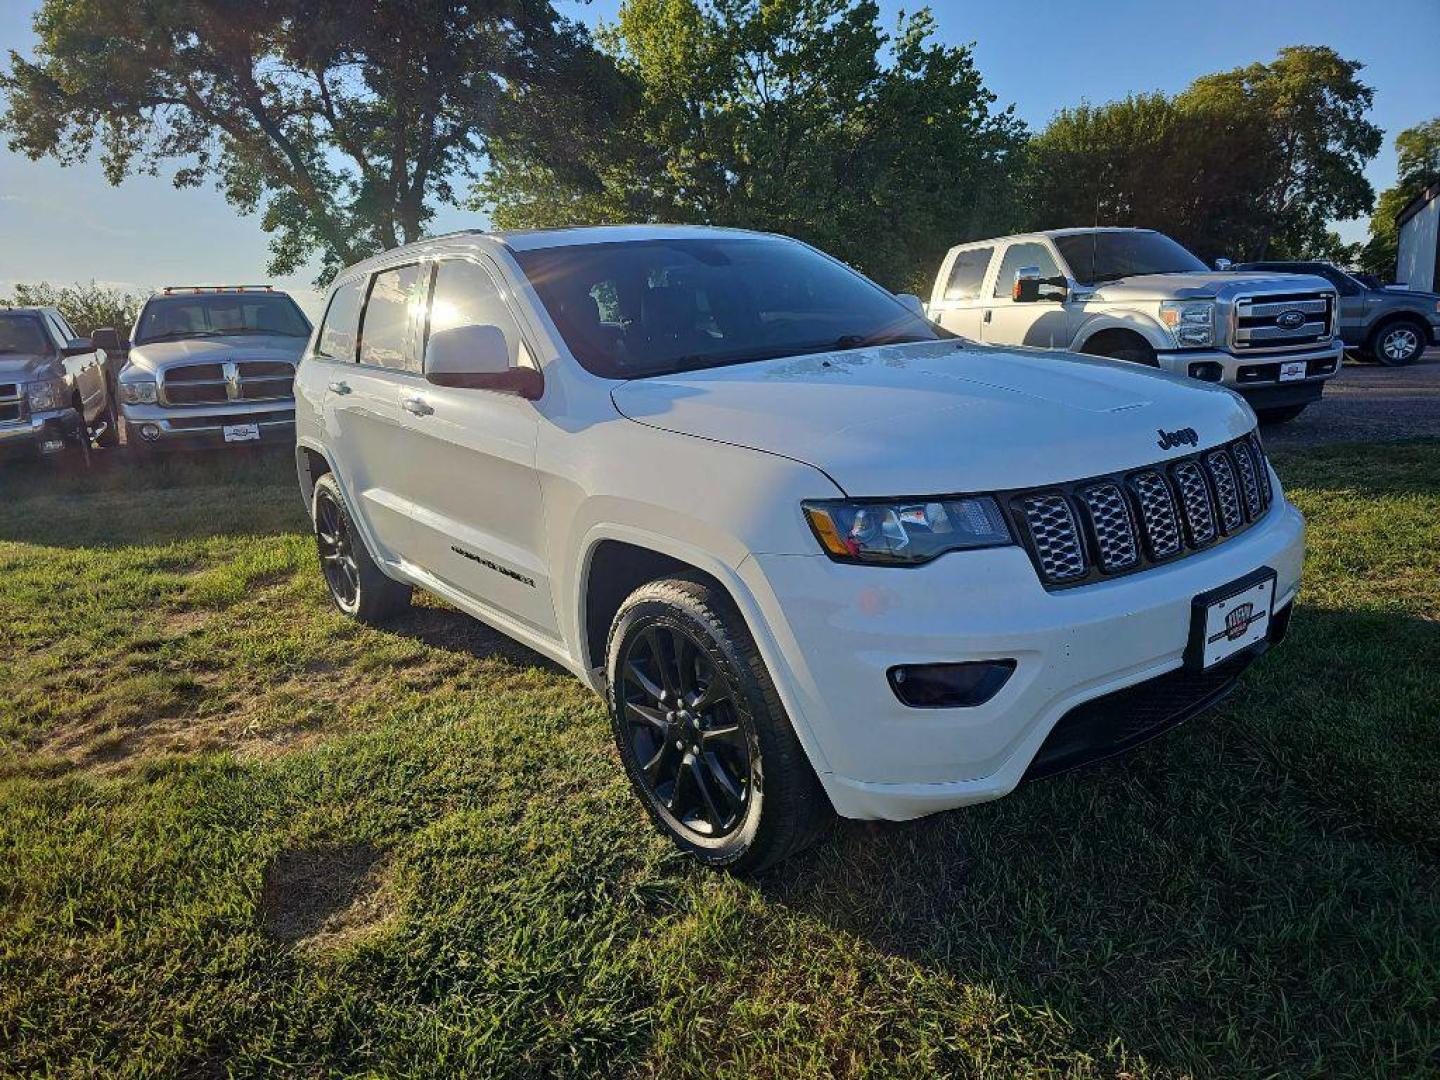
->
[
  {"left": 1371, "top": 320, "right": 1426, "bottom": 366},
  {"left": 311, "top": 473, "right": 411, "bottom": 624},
  {"left": 606, "top": 575, "right": 832, "bottom": 872},
  {"left": 1257, "top": 404, "right": 1307, "bottom": 424}
]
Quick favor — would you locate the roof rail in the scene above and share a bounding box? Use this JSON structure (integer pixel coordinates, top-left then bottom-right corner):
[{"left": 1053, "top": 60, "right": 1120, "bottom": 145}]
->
[{"left": 159, "top": 284, "right": 276, "bottom": 295}]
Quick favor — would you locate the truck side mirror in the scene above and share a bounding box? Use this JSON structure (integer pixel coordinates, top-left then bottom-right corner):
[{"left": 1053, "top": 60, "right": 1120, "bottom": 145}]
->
[
  {"left": 424, "top": 323, "right": 543, "bottom": 400},
  {"left": 90, "top": 327, "right": 125, "bottom": 352},
  {"left": 1012, "top": 268, "right": 1066, "bottom": 303}
]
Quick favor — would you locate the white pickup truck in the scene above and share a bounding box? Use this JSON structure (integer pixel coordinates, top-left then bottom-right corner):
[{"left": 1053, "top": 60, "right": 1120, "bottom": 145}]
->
[
  {"left": 296, "top": 225, "right": 1303, "bottom": 871},
  {"left": 928, "top": 228, "right": 1344, "bottom": 423}
]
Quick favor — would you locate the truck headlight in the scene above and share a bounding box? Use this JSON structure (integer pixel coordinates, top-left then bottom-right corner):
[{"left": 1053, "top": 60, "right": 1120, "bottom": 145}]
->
[
  {"left": 25, "top": 378, "right": 69, "bottom": 412},
  {"left": 803, "top": 496, "right": 1013, "bottom": 565},
  {"left": 119, "top": 379, "right": 158, "bottom": 405},
  {"left": 1159, "top": 301, "right": 1215, "bottom": 348}
]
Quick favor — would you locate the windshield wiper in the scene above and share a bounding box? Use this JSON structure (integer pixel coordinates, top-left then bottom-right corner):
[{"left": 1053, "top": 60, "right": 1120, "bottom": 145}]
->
[{"left": 833, "top": 332, "right": 933, "bottom": 350}]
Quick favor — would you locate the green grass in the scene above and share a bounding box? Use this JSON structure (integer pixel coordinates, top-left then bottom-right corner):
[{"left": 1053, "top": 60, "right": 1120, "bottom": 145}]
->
[{"left": 0, "top": 444, "right": 1436, "bottom": 1078}]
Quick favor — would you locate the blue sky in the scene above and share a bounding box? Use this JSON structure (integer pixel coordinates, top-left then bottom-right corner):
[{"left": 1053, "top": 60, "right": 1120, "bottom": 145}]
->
[{"left": 1, "top": 0, "right": 1436, "bottom": 312}]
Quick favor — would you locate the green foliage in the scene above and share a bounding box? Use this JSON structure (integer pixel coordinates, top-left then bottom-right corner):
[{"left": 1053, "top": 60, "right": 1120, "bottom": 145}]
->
[
  {"left": 1, "top": 1, "right": 627, "bottom": 283},
  {"left": 1026, "top": 47, "right": 1381, "bottom": 263},
  {"left": 1360, "top": 117, "right": 1440, "bottom": 278},
  {"left": 1, "top": 279, "right": 145, "bottom": 335},
  {"left": 476, "top": 0, "right": 1026, "bottom": 292}
]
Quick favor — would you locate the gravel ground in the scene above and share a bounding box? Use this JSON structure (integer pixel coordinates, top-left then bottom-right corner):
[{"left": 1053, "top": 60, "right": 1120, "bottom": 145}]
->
[{"left": 1261, "top": 348, "right": 1440, "bottom": 446}]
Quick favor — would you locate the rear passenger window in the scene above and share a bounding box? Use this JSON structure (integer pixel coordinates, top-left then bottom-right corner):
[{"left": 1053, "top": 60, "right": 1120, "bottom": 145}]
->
[
  {"left": 944, "top": 247, "right": 993, "bottom": 300},
  {"left": 427, "top": 258, "right": 526, "bottom": 368},
  {"left": 359, "top": 264, "right": 428, "bottom": 372},
  {"left": 316, "top": 278, "right": 364, "bottom": 361}
]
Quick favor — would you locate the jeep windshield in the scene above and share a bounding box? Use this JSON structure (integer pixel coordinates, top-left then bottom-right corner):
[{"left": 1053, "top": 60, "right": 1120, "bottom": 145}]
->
[
  {"left": 1055, "top": 231, "right": 1209, "bottom": 286},
  {"left": 134, "top": 294, "right": 311, "bottom": 345},
  {"left": 513, "top": 237, "right": 947, "bottom": 379}
]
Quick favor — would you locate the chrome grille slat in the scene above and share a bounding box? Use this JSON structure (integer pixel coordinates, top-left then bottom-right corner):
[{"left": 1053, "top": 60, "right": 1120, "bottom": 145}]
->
[
  {"left": 1205, "top": 451, "right": 1244, "bottom": 532},
  {"left": 1011, "top": 435, "right": 1274, "bottom": 589},
  {"left": 1233, "top": 290, "right": 1334, "bottom": 352},
  {"left": 1018, "top": 494, "right": 1087, "bottom": 582},
  {"left": 1171, "top": 461, "right": 1216, "bottom": 545},
  {"left": 1078, "top": 483, "right": 1139, "bottom": 572},
  {"left": 1, "top": 383, "right": 26, "bottom": 425}
]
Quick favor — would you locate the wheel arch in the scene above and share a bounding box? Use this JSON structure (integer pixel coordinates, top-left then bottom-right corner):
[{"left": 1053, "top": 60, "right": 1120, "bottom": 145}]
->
[
  {"left": 1071, "top": 312, "right": 1169, "bottom": 354},
  {"left": 295, "top": 438, "right": 335, "bottom": 512}
]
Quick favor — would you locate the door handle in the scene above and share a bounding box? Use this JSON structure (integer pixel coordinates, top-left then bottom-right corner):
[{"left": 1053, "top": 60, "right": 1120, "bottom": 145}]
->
[
  {"left": 402, "top": 397, "right": 433, "bottom": 417},
  {"left": 983, "top": 309, "right": 992, "bottom": 323},
  {"left": 328, "top": 381, "right": 352, "bottom": 395}
]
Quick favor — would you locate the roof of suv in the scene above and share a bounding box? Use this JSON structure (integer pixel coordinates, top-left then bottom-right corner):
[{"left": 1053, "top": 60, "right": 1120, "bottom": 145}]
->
[{"left": 494, "top": 224, "right": 773, "bottom": 251}]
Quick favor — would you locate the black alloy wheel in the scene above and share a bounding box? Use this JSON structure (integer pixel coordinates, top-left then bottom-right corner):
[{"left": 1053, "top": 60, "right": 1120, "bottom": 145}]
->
[
  {"left": 315, "top": 487, "right": 360, "bottom": 612},
  {"left": 618, "top": 622, "right": 754, "bottom": 839}
]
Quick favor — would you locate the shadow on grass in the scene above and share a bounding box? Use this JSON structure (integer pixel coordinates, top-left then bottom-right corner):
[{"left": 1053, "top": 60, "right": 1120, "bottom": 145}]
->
[
  {"left": 1268, "top": 437, "right": 1440, "bottom": 500},
  {"left": 384, "top": 603, "right": 569, "bottom": 676}
]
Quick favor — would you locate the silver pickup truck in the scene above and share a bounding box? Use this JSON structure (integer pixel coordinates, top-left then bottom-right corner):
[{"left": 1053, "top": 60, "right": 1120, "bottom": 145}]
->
[
  {"left": 928, "top": 228, "right": 1344, "bottom": 423},
  {"left": 0, "top": 306, "right": 118, "bottom": 460},
  {"left": 109, "top": 286, "right": 311, "bottom": 450}
]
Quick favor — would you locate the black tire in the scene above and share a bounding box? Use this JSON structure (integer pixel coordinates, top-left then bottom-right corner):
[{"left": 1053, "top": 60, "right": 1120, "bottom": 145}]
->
[
  {"left": 606, "top": 575, "right": 831, "bottom": 872},
  {"left": 311, "top": 472, "right": 411, "bottom": 624},
  {"left": 1369, "top": 319, "right": 1427, "bottom": 367},
  {"left": 1257, "top": 404, "right": 1307, "bottom": 425},
  {"left": 95, "top": 383, "right": 120, "bottom": 448}
]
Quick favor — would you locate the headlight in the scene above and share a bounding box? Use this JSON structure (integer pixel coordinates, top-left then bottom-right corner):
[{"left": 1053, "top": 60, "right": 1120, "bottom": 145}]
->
[
  {"left": 25, "top": 378, "right": 69, "bottom": 412},
  {"left": 1159, "top": 301, "right": 1215, "bottom": 348},
  {"left": 119, "top": 380, "right": 158, "bottom": 405},
  {"left": 803, "top": 496, "right": 1013, "bottom": 565}
]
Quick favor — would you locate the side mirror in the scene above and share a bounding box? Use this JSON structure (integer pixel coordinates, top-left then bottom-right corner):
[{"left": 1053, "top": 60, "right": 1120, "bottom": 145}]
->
[
  {"left": 895, "top": 293, "right": 926, "bottom": 318},
  {"left": 1214, "top": 258, "right": 1233, "bottom": 271},
  {"left": 60, "top": 337, "right": 93, "bottom": 357},
  {"left": 1012, "top": 268, "right": 1066, "bottom": 303},
  {"left": 424, "top": 323, "right": 543, "bottom": 400},
  {"left": 90, "top": 328, "right": 125, "bottom": 351}
]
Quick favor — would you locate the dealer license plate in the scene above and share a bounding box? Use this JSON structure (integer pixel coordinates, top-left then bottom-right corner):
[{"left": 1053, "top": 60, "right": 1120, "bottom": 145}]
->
[
  {"left": 1278, "top": 361, "right": 1308, "bottom": 382},
  {"left": 1189, "top": 569, "right": 1275, "bottom": 669},
  {"left": 222, "top": 423, "right": 261, "bottom": 443}
]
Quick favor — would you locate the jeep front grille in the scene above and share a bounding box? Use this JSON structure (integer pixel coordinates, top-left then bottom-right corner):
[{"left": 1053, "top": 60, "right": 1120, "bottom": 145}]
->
[
  {"left": 1232, "top": 292, "right": 1333, "bottom": 352},
  {"left": 1010, "top": 433, "right": 1274, "bottom": 589},
  {"left": 158, "top": 360, "right": 295, "bottom": 406}
]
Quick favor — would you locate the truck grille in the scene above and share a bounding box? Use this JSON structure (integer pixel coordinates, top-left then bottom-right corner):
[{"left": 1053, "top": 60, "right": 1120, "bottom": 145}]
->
[
  {"left": 1232, "top": 292, "right": 1333, "bottom": 353},
  {"left": 0, "top": 382, "right": 21, "bottom": 425},
  {"left": 159, "top": 361, "right": 295, "bottom": 406},
  {"left": 1009, "top": 433, "right": 1274, "bottom": 589}
]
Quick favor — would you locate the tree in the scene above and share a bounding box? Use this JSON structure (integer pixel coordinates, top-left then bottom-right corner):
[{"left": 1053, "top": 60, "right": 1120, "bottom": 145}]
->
[
  {"left": 1, "top": 280, "right": 145, "bottom": 335},
  {"left": 1360, "top": 117, "right": 1440, "bottom": 278},
  {"left": 1025, "top": 46, "right": 1381, "bottom": 263},
  {"left": 1, "top": 1, "right": 627, "bottom": 283},
  {"left": 476, "top": 0, "right": 1026, "bottom": 291}
]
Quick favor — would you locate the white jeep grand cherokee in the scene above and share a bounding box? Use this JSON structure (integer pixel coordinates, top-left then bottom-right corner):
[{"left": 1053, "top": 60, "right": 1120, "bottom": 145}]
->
[{"left": 296, "top": 225, "right": 1304, "bottom": 871}]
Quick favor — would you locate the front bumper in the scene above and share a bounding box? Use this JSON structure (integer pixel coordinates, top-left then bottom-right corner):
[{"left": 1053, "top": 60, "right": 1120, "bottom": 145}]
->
[
  {"left": 0, "top": 408, "right": 83, "bottom": 457},
  {"left": 1155, "top": 340, "right": 1342, "bottom": 400},
  {"left": 740, "top": 484, "right": 1305, "bottom": 820},
  {"left": 120, "top": 401, "right": 295, "bottom": 450}
]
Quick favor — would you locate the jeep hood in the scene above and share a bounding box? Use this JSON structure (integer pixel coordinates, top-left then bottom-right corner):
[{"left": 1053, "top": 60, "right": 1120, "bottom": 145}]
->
[
  {"left": 1088, "top": 270, "right": 1333, "bottom": 302},
  {"left": 125, "top": 334, "right": 306, "bottom": 373},
  {"left": 610, "top": 341, "right": 1256, "bottom": 495}
]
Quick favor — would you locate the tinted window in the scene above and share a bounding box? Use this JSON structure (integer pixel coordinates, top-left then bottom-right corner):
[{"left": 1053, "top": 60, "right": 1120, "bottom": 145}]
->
[
  {"left": 134, "top": 294, "right": 310, "bottom": 344},
  {"left": 1053, "top": 231, "right": 1207, "bottom": 285},
  {"left": 944, "top": 247, "right": 993, "bottom": 300},
  {"left": 513, "top": 237, "right": 947, "bottom": 379},
  {"left": 427, "top": 259, "right": 525, "bottom": 368},
  {"left": 317, "top": 278, "right": 365, "bottom": 361},
  {"left": 0, "top": 313, "right": 51, "bottom": 355},
  {"left": 43, "top": 312, "right": 71, "bottom": 345},
  {"left": 358, "top": 264, "right": 428, "bottom": 372},
  {"left": 993, "top": 243, "right": 1061, "bottom": 298}
]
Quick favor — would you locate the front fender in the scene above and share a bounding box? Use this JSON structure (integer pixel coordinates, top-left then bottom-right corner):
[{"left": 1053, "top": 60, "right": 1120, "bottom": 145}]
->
[{"left": 1070, "top": 310, "right": 1171, "bottom": 352}]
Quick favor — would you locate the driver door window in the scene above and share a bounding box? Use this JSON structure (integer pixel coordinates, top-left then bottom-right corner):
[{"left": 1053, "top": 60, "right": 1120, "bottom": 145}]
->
[
  {"left": 426, "top": 259, "right": 529, "bottom": 369},
  {"left": 984, "top": 242, "right": 1076, "bottom": 348}
]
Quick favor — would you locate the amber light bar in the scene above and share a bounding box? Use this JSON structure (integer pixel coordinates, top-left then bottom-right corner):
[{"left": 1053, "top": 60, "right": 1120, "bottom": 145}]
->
[{"left": 161, "top": 285, "right": 275, "bottom": 294}]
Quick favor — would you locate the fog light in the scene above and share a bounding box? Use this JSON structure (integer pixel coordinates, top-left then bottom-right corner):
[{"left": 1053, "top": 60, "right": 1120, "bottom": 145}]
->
[
  {"left": 140, "top": 423, "right": 161, "bottom": 442},
  {"left": 887, "top": 659, "right": 1016, "bottom": 708},
  {"left": 1188, "top": 361, "right": 1224, "bottom": 381}
]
